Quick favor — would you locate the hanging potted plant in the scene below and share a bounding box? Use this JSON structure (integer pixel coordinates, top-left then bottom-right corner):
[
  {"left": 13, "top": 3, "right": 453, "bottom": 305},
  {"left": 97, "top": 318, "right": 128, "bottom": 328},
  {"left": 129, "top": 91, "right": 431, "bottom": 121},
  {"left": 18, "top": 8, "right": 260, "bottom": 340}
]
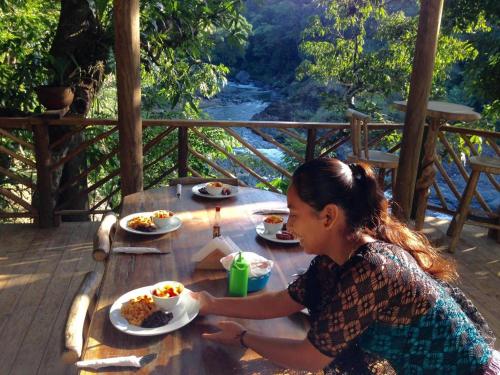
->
[{"left": 36, "top": 54, "right": 79, "bottom": 110}]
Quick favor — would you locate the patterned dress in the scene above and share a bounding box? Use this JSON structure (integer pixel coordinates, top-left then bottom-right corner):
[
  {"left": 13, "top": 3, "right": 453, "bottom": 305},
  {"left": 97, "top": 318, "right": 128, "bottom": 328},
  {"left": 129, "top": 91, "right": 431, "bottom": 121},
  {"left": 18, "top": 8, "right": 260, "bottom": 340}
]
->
[{"left": 288, "top": 241, "right": 495, "bottom": 374}]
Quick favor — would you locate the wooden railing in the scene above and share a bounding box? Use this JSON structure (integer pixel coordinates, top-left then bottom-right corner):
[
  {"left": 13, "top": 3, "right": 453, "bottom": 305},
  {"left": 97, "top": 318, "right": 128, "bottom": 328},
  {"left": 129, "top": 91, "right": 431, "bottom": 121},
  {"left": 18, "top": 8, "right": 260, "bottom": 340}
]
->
[{"left": 0, "top": 116, "right": 498, "bottom": 227}]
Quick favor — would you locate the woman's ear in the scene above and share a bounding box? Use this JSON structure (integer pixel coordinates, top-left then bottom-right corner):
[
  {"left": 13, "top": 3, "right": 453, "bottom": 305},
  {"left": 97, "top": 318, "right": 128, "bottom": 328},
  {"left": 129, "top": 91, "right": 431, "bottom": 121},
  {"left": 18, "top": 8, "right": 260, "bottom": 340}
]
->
[{"left": 321, "top": 204, "right": 339, "bottom": 229}]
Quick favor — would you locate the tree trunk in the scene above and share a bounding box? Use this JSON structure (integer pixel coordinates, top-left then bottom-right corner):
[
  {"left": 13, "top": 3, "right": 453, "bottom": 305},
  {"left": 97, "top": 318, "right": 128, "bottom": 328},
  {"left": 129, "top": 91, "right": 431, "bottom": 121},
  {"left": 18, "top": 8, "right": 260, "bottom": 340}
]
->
[{"left": 38, "top": 0, "right": 111, "bottom": 222}]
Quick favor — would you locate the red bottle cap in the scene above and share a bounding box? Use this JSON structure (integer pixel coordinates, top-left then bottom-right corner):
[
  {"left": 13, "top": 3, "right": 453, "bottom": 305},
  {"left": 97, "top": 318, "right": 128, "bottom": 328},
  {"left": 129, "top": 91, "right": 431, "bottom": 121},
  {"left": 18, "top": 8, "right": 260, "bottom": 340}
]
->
[{"left": 215, "top": 206, "right": 221, "bottom": 212}]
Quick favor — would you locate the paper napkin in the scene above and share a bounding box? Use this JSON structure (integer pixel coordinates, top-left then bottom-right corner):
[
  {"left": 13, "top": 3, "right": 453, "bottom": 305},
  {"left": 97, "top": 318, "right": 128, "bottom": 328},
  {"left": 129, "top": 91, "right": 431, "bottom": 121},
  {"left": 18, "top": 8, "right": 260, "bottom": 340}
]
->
[
  {"left": 76, "top": 355, "right": 145, "bottom": 369},
  {"left": 191, "top": 236, "right": 241, "bottom": 270}
]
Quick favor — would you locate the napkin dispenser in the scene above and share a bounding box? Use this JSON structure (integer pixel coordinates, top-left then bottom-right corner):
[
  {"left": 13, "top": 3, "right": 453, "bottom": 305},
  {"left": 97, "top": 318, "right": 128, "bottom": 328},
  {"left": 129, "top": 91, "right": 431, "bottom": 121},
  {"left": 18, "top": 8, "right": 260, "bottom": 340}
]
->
[{"left": 191, "top": 236, "right": 240, "bottom": 270}]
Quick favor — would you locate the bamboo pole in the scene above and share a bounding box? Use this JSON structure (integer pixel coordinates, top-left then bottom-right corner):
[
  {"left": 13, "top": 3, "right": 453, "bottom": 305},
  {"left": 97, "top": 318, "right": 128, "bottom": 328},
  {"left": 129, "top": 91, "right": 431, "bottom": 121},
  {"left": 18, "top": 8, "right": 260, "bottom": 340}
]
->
[
  {"left": 114, "top": 0, "right": 143, "bottom": 196},
  {"left": 392, "top": 0, "right": 444, "bottom": 222}
]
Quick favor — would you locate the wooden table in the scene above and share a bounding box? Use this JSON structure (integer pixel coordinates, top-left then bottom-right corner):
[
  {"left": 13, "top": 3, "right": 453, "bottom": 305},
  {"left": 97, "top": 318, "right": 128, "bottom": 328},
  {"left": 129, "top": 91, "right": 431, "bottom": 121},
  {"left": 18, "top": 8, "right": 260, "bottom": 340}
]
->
[
  {"left": 393, "top": 100, "right": 481, "bottom": 230},
  {"left": 80, "top": 185, "right": 314, "bottom": 374}
]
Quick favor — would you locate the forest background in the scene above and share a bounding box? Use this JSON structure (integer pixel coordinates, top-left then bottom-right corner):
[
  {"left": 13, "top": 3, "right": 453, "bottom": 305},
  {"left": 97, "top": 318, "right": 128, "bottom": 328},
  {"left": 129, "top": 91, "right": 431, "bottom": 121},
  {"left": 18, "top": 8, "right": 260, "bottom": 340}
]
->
[{"left": 0, "top": 0, "right": 498, "bottom": 218}]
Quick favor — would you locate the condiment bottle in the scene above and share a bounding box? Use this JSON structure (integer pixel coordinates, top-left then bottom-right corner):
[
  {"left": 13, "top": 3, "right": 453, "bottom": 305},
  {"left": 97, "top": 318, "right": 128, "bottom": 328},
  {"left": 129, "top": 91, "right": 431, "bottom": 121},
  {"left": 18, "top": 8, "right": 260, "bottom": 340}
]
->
[
  {"left": 213, "top": 206, "right": 221, "bottom": 238},
  {"left": 228, "top": 252, "right": 249, "bottom": 297}
]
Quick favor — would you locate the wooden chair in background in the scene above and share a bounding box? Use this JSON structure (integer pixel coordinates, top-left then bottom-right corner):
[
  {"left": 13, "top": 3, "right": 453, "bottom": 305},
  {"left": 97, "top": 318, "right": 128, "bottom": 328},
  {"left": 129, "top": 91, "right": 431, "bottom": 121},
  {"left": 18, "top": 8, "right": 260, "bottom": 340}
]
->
[
  {"left": 345, "top": 109, "right": 399, "bottom": 191},
  {"left": 62, "top": 213, "right": 116, "bottom": 363},
  {"left": 169, "top": 177, "right": 243, "bottom": 186},
  {"left": 446, "top": 156, "right": 500, "bottom": 252}
]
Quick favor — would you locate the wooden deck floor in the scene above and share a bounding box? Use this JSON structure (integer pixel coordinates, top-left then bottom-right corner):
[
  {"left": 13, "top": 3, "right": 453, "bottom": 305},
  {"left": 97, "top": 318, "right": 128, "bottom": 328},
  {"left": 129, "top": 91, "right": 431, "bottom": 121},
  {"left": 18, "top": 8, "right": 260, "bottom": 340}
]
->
[{"left": 0, "top": 218, "right": 498, "bottom": 374}]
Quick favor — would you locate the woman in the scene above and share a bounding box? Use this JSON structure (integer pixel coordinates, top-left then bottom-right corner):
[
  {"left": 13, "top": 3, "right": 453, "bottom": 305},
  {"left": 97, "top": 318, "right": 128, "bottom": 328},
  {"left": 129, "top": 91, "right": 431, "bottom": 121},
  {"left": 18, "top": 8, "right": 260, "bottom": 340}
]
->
[{"left": 192, "top": 158, "right": 498, "bottom": 374}]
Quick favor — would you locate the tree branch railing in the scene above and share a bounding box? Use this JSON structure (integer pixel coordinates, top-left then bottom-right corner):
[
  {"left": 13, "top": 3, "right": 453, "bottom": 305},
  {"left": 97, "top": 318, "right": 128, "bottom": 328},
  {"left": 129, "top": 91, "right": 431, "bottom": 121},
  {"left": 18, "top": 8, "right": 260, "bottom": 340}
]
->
[{"left": 0, "top": 117, "right": 498, "bottom": 228}]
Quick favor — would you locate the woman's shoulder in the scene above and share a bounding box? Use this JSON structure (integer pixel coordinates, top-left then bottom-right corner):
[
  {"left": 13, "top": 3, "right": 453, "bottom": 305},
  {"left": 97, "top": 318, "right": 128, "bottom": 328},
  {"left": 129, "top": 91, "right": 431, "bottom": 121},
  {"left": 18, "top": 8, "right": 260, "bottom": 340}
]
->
[{"left": 347, "top": 241, "right": 414, "bottom": 275}]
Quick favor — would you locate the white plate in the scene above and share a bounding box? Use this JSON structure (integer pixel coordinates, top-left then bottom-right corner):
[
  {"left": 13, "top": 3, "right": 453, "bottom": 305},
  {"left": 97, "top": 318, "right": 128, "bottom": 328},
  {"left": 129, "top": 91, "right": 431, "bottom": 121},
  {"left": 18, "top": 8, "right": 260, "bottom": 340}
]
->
[
  {"left": 255, "top": 223, "right": 300, "bottom": 244},
  {"left": 109, "top": 286, "right": 199, "bottom": 336},
  {"left": 191, "top": 183, "right": 238, "bottom": 199},
  {"left": 120, "top": 212, "right": 182, "bottom": 235}
]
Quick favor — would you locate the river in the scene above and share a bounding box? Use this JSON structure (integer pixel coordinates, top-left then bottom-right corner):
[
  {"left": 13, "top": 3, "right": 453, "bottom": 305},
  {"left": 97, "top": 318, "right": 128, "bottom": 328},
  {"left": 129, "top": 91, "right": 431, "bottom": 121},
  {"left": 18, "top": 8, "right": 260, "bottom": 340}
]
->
[{"left": 200, "top": 81, "right": 499, "bottom": 217}]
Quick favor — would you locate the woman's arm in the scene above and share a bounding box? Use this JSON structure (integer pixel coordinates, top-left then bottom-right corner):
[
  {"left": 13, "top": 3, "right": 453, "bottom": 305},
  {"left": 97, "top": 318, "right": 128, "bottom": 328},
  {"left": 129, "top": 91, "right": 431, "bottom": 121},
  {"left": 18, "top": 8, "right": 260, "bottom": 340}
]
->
[
  {"left": 203, "top": 321, "right": 333, "bottom": 371},
  {"left": 192, "top": 289, "right": 304, "bottom": 319}
]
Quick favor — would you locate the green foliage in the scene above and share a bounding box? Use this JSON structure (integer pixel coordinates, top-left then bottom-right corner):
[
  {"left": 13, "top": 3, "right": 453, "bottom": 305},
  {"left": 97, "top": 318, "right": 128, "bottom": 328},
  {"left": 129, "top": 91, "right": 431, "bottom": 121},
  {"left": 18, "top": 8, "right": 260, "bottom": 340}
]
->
[
  {"left": 221, "top": 0, "right": 316, "bottom": 86},
  {"left": 297, "top": 0, "right": 475, "bottom": 112},
  {"left": 0, "top": 0, "right": 59, "bottom": 113}
]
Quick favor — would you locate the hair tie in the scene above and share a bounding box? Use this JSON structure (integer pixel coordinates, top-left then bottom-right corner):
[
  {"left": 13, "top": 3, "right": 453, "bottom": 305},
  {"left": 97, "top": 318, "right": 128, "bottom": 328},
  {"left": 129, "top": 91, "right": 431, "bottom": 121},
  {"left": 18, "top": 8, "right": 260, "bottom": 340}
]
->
[{"left": 348, "top": 163, "right": 363, "bottom": 181}]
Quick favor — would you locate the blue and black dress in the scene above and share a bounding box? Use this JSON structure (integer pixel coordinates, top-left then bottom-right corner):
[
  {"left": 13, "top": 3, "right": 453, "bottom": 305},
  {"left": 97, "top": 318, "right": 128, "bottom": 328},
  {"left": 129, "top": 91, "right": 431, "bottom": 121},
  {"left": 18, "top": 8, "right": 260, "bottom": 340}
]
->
[{"left": 288, "top": 241, "right": 496, "bottom": 374}]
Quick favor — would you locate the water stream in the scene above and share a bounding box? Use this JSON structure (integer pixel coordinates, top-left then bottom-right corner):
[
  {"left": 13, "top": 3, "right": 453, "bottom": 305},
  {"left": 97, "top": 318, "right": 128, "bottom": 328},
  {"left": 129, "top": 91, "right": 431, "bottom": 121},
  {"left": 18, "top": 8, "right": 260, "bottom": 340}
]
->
[{"left": 200, "top": 81, "right": 499, "bottom": 217}]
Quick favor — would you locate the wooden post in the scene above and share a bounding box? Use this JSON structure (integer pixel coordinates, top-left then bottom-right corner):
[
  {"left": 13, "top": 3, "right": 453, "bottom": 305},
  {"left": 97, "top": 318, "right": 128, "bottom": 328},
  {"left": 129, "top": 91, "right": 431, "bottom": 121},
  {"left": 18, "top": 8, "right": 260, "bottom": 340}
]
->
[
  {"left": 305, "top": 128, "right": 317, "bottom": 162},
  {"left": 178, "top": 127, "right": 188, "bottom": 177},
  {"left": 114, "top": 0, "right": 143, "bottom": 197},
  {"left": 33, "top": 122, "right": 55, "bottom": 227},
  {"left": 392, "top": 0, "right": 444, "bottom": 222}
]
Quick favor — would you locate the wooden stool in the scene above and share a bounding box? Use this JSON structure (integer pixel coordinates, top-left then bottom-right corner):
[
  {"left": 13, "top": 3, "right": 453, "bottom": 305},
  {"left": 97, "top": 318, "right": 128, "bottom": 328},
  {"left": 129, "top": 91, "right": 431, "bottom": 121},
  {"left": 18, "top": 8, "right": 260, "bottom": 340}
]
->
[
  {"left": 447, "top": 156, "right": 500, "bottom": 252},
  {"left": 345, "top": 109, "right": 399, "bottom": 191}
]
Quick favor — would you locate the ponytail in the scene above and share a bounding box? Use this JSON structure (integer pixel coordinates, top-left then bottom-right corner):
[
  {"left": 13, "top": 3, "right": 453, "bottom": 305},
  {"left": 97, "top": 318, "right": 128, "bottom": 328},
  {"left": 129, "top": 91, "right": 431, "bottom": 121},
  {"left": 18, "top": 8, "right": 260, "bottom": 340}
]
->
[
  {"left": 292, "top": 158, "right": 457, "bottom": 282},
  {"left": 350, "top": 162, "right": 457, "bottom": 282}
]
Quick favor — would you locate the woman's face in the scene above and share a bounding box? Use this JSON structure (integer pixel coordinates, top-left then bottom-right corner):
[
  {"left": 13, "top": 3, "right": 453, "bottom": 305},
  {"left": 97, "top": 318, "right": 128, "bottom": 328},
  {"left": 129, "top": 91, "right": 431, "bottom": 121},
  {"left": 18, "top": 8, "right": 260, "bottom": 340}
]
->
[{"left": 286, "top": 183, "right": 329, "bottom": 255}]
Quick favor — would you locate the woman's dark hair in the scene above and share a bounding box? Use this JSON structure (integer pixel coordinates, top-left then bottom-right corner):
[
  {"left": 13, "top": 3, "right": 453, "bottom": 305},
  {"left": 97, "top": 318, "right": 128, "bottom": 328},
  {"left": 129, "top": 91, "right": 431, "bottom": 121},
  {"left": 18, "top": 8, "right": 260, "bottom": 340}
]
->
[{"left": 292, "top": 158, "right": 457, "bottom": 281}]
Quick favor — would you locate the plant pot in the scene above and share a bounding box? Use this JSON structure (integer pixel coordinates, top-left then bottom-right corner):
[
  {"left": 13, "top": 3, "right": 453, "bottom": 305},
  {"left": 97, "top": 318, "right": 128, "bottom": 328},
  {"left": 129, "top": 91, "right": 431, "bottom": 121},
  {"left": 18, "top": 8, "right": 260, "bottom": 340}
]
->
[{"left": 35, "top": 85, "right": 74, "bottom": 110}]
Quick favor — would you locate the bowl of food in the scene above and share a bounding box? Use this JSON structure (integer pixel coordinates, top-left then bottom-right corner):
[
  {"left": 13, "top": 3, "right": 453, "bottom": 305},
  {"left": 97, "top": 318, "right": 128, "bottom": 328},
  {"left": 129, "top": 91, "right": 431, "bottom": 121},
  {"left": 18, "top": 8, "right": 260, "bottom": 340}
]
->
[
  {"left": 205, "top": 181, "right": 224, "bottom": 196},
  {"left": 151, "top": 281, "right": 184, "bottom": 311},
  {"left": 263, "top": 215, "right": 284, "bottom": 235},
  {"left": 152, "top": 210, "right": 175, "bottom": 228}
]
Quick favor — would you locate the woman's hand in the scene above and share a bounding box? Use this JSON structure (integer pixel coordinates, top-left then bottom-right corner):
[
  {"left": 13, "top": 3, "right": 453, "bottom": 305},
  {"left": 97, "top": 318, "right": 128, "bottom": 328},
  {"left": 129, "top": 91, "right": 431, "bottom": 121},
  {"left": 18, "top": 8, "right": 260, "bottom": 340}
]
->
[
  {"left": 202, "top": 321, "right": 247, "bottom": 347},
  {"left": 189, "top": 290, "right": 216, "bottom": 316}
]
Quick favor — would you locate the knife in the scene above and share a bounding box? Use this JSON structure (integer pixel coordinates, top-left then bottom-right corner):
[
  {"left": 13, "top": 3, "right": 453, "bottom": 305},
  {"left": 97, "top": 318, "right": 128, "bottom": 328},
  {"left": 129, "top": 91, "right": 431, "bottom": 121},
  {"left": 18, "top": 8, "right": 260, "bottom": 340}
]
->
[
  {"left": 252, "top": 208, "right": 289, "bottom": 215},
  {"left": 113, "top": 247, "right": 170, "bottom": 254},
  {"left": 76, "top": 353, "right": 157, "bottom": 369}
]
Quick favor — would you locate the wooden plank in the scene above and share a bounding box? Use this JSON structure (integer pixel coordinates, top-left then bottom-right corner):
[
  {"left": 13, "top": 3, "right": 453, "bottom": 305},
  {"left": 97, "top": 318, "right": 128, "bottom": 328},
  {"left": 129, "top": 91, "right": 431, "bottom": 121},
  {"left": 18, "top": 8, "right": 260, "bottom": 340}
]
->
[
  {"left": 249, "top": 127, "right": 304, "bottom": 163},
  {"left": 50, "top": 126, "right": 118, "bottom": 172},
  {"left": 57, "top": 145, "right": 119, "bottom": 195},
  {"left": 38, "top": 223, "right": 102, "bottom": 375},
  {"left": 0, "top": 225, "right": 69, "bottom": 372},
  {"left": 462, "top": 135, "right": 500, "bottom": 190},
  {"left": 188, "top": 147, "right": 237, "bottom": 179},
  {"left": 48, "top": 124, "right": 89, "bottom": 151},
  {"left": 0, "top": 188, "right": 36, "bottom": 213},
  {"left": 0, "top": 128, "right": 34, "bottom": 150},
  {"left": 114, "top": 0, "right": 143, "bottom": 197},
  {"left": 177, "top": 127, "right": 189, "bottom": 177},
  {"left": 0, "top": 165, "right": 35, "bottom": 189},
  {"left": 438, "top": 132, "right": 491, "bottom": 212},
  {"left": 191, "top": 128, "right": 278, "bottom": 192},
  {"left": 6, "top": 223, "right": 97, "bottom": 374},
  {"left": 33, "top": 123, "right": 55, "bottom": 227},
  {"left": 224, "top": 127, "right": 292, "bottom": 178},
  {"left": 0, "top": 145, "right": 36, "bottom": 168}
]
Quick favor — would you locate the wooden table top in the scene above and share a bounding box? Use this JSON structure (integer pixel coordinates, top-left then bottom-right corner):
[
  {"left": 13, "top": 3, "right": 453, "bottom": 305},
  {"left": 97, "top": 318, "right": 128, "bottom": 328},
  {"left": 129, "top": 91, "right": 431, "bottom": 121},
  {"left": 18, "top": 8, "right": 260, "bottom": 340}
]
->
[
  {"left": 80, "top": 185, "right": 314, "bottom": 374},
  {"left": 393, "top": 100, "right": 481, "bottom": 122}
]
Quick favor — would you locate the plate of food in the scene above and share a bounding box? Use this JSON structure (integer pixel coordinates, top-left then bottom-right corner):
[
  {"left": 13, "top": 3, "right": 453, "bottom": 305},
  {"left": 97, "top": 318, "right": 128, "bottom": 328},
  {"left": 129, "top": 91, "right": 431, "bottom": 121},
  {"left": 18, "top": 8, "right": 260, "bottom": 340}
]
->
[
  {"left": 191, "top": 182, "right": 238, "bottom": 199},
  {"left": 119, "top": 211, "right": 182, "bottom": 235},
  {"left": 255, "top": 223, "right": 300, "bottom": 244},
  {"left": 109, "top": 284, "right": 199, "bottom": 336}
]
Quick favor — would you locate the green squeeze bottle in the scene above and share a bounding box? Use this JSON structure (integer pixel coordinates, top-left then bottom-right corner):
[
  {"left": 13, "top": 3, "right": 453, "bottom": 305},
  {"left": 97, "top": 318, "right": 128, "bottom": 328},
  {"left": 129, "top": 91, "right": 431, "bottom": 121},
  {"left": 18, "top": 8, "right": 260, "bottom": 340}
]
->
[{"left": 228, "top": 252, "right": 249, "bottom": 297}]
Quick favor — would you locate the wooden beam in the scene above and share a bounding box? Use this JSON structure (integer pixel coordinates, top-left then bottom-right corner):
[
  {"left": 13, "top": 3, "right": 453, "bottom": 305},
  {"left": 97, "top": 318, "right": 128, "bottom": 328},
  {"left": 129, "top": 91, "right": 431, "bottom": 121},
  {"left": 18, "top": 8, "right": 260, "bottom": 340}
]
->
[
  {"left": 114, "top": 0, "right": 143, "bottom": 197},
  {"left": 392, "top": 0, "right": 444, "bottom": 222},
  {"left": 33, "top": 123, "right": 55, "bottom": 226}
]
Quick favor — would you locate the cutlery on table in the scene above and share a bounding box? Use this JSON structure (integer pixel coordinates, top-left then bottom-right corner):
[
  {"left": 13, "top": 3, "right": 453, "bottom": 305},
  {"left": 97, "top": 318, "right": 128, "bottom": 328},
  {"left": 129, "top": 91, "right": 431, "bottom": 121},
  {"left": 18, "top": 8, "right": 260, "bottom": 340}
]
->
[
  {"left": 76, "top": 353, "right": 157, "bottom": 369},
  {"left": 252, "top": 208, "right": 290, "bottom": 215},
  {"left": 113, "top": 247, "right": 170, "bottom": 254}
]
